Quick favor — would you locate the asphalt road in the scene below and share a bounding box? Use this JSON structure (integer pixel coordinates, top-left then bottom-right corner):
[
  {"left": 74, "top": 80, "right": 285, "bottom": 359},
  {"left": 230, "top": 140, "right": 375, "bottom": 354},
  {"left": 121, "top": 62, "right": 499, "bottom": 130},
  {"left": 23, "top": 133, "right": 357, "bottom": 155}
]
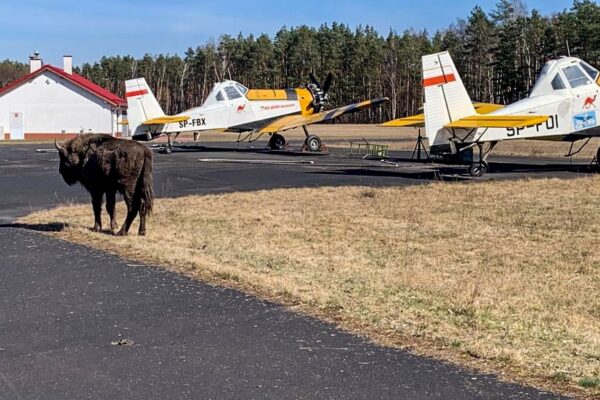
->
[{"left": 0, "top": 142, "right": 585, "bottom": 399}]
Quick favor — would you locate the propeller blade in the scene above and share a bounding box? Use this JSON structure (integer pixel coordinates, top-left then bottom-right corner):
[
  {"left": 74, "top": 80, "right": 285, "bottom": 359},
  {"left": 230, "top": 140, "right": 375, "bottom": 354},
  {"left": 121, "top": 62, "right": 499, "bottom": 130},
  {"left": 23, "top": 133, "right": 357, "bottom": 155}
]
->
[{"left": 322, "top": 73, "right": 333, "bottom": 94}]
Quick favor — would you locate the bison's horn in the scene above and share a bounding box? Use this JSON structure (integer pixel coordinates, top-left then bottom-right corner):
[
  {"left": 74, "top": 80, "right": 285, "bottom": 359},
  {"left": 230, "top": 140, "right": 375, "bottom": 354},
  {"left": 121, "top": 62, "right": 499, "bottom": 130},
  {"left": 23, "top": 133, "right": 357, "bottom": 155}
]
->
[{"left": 55, "top": 140, "right": 67, "bottom": 156}]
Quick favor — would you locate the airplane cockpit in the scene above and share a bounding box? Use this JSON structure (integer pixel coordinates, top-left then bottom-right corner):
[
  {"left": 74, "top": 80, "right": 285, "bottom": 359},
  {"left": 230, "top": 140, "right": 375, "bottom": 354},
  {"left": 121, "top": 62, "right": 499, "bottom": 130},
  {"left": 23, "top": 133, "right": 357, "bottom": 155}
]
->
[
  {"left": 202, "top": 81, "right": 249, "bottom": 107},
  {"left": 529, "top": 57, "right": 599, "bottom": 98}
]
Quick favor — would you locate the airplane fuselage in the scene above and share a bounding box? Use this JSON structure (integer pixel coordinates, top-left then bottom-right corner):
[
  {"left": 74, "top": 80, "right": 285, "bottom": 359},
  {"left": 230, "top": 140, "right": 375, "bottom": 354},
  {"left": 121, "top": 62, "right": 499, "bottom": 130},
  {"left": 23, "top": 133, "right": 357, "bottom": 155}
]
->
[
  {"left": 467, "top": 90, "right": 600, "bottom": 143},
  {"left": 145, "top": 84, "right": 316, "bottom": 138},
  {"left": 126, "top": 77, "right": 386, "bottom": 152},
  {"left": 427, "top": 56, "right": 600, "bottom": 154}
]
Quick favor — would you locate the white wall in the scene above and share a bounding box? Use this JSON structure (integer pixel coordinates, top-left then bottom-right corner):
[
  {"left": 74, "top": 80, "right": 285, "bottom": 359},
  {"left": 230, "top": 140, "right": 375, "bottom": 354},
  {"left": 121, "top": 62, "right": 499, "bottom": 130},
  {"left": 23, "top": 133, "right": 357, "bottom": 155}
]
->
[{"left": 0, "top": 71, "right": 116, "bottom": 135}]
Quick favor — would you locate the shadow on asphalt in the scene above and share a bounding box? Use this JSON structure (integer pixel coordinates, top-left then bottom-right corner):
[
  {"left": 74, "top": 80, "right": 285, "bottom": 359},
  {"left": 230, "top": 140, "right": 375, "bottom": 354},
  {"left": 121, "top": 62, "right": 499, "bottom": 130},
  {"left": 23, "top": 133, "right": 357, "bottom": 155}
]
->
[
  {"left": 153, "top": 143, "right": 329, "bottom": 157},
  {"left": 308, "top": 168, "right": 470, "bottom": 182},
  {"left": 311, "top": 161, "right": 599, "bottom": 182},
  {"left": 0, "top": 222, "right": 67, "bottom": 232},
  {"left": 486, "top": 161, "right": 599, "bottom": 174}
]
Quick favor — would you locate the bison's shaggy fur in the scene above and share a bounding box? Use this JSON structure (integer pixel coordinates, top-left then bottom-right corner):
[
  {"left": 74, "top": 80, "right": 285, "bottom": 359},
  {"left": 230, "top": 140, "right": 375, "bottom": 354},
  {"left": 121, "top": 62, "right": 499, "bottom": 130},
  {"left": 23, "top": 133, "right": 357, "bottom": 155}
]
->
[{"left": 56, "top": 134, "right": 154, "bottom": 236}]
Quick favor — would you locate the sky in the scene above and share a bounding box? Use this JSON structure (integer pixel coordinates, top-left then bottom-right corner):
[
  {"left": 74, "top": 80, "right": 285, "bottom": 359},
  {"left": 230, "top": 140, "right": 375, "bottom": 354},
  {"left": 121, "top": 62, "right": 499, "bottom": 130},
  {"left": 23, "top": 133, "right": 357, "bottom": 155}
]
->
[{"left": 0, "top": 0, "right": 575, "bottom": 66}]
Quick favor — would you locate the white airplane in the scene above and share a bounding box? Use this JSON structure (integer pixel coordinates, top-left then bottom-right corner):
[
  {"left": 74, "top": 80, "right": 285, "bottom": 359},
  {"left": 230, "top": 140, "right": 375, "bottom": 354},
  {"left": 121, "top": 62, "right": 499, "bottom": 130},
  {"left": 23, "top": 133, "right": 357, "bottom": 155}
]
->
[
  {"left": 383, "top": 51, "right": 600, "bottom": 176},
  {"left": 126, "top": 74, "right": 387, "bottom": 153}
]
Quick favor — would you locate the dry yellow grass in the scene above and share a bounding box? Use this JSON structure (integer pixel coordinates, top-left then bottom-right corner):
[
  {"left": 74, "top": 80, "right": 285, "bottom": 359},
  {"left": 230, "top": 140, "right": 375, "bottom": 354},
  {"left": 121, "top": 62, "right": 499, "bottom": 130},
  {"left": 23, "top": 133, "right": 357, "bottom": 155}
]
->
[{"left": 20, "top": 178, "right": 600, "bottom": 398}]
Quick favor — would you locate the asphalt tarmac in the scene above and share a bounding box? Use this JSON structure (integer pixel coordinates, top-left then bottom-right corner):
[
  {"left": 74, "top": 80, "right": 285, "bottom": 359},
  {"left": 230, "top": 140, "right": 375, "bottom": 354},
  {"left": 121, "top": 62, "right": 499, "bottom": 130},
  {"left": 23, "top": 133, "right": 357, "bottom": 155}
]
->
[{"left": 1, "top": 142, "right": 587, "bottom": 399}]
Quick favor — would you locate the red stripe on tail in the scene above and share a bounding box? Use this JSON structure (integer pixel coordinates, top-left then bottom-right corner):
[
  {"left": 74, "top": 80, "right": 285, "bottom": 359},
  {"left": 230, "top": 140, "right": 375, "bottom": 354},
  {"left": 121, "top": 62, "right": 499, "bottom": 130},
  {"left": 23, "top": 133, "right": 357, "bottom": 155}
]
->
[
  {"left": 423, "top": 73, "right": 456, "bottom": 87},
  {"left": 126, "top": 89, "right": 148, "bottom": 97}
]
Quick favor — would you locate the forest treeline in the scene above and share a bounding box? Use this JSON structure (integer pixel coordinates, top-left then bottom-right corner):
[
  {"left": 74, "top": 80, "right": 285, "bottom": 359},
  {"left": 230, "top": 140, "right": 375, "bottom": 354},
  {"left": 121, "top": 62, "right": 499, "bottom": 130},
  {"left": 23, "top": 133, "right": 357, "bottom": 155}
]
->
[{"left": 1, "top": 0, "right": 599, "bottom": 122}]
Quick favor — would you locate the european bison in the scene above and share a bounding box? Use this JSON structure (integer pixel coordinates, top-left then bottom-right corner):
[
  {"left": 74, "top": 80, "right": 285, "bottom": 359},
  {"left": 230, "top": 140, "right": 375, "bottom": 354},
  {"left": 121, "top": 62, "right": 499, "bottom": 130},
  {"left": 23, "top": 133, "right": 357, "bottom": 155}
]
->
[{"left": 55, "top": 134, "right": 154, "bottom": 236}]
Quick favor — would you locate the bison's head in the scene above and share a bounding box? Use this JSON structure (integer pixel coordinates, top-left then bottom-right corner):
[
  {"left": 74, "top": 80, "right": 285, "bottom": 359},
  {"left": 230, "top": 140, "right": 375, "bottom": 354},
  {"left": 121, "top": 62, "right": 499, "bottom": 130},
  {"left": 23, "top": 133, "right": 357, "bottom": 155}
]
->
[{"left": 55, "top": 140, "right": 81, "bottom": 186}]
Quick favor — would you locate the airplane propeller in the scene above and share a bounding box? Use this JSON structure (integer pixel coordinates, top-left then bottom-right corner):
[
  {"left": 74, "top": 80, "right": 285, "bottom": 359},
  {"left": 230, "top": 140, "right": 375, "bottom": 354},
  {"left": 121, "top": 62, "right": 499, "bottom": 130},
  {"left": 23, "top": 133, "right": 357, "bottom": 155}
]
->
[{"left": 307, "top": 72, "right": 333, "bottom": 112}]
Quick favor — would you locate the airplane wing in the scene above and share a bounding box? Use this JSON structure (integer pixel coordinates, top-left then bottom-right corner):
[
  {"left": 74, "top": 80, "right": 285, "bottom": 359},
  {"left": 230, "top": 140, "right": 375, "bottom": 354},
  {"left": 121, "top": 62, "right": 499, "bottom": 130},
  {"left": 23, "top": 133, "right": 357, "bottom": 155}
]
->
[
  {"left": 380, "top": 114, "right": 424, "bottom": 127},
  {"left": 257, "top": 97, "right": 388, "bottom": 133},
  {"left": 380, "top": 102, "right": 506, "bottom": 128},
  {"left": 445, "top": 114, "right": 549, "bottom": 129},
  {"left": 473, "top": 102, "right": 505, "bottom": 114},
  {"left": 142, "top": 115, "right": 190, "bottom": 125}
]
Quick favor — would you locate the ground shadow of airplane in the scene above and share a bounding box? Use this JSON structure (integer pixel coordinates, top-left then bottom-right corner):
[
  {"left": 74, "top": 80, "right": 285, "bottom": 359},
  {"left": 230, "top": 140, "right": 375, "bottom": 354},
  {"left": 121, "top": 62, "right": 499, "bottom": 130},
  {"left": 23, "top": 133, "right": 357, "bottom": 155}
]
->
[
  {"left": 308, "top": 161, "right": 599, "bottom": 182},
  {"left": 151, "top": 142, "right": 329, "bottom": 158}
]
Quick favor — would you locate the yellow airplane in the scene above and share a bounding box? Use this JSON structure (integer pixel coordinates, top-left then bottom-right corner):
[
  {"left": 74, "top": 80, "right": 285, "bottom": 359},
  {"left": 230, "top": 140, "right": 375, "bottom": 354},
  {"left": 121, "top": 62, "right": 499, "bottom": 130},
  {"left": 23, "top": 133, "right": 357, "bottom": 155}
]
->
[{"left": 126, "top": 73, "right": 388, "bottom": 153}]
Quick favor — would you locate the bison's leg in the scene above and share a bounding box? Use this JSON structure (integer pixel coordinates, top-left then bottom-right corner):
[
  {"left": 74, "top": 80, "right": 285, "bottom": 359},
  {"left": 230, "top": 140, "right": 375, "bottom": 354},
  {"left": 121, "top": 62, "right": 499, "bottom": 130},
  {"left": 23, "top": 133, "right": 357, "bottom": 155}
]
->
[
  {"left": 138, "top": 202, "right": 147, "bottom": 236},
  {"left": 106, "top": 190, "right": 118, "bottom": 232},
  {"left": 116, "top": 190, "right": 140, "bottom": 236},
  {"left": 91, "top": 192, "right": 104, "bottom": 232}
]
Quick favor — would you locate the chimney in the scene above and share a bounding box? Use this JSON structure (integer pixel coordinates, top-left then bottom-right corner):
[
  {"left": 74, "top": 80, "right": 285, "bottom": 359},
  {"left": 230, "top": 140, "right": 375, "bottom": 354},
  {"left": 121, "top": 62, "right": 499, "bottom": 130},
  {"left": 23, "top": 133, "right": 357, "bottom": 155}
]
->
[
  {"left": 63, "top": 55, "right": 72, "bottom": 75},
  {"left": 29, "top": 51, "right": 42, "bottom": 73}
]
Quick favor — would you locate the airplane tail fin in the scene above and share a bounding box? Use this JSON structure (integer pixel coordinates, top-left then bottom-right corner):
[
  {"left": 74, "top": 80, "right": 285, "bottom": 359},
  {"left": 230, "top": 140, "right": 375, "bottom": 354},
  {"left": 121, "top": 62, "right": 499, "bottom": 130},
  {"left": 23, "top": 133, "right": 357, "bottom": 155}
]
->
[
  {"left": 125, "top": 78, "right": 164, "bottom": 139},
  {"left": 423, "top": 51, "right": 475, "bottom": 149}
]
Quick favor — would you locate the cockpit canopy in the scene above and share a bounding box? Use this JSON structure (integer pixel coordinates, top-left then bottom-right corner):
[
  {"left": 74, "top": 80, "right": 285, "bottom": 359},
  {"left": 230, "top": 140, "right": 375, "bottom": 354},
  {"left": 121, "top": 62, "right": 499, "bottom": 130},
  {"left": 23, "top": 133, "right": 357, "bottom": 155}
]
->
[
  {"left": 529, "top": 57, "right": 599, "bottom": 98},
  {"left": 203, "top": 81, "right": 249, "bottom": 106}
]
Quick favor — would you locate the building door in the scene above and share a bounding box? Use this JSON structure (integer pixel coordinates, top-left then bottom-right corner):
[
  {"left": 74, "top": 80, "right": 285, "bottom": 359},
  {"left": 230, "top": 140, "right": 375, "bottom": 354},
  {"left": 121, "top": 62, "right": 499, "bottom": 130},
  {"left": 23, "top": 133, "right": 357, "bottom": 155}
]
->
[{"left": 9, "top": 112, "right": 24, "bottom": 140}]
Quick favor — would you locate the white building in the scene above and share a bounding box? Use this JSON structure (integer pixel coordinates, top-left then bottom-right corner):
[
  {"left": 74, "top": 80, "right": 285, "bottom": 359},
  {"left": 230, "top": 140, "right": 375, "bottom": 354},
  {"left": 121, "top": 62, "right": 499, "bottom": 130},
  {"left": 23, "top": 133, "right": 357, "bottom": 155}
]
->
[{"left": 0, "top": 54, "right": 127, "bottom": 140}]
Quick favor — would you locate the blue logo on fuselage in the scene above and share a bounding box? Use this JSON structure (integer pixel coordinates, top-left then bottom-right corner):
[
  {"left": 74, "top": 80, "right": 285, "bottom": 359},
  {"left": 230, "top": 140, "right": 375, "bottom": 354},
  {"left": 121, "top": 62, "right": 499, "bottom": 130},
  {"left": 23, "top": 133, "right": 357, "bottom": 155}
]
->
[{"left": 573, "top": 111, "right": 597, "bottom": 131}]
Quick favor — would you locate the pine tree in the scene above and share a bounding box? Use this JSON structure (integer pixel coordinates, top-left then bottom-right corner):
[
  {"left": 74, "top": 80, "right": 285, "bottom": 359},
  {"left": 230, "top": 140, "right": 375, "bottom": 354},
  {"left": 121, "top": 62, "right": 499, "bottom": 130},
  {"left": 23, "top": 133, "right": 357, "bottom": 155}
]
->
[{"left": 7, "top": 1, "right": 598, "bottom": 123}]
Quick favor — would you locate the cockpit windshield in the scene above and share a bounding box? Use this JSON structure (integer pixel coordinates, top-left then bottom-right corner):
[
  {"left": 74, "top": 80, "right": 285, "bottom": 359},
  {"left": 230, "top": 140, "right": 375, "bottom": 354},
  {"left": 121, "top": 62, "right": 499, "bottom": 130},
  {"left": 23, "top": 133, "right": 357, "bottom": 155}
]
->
[
  {"left": 562, "top": 65, "right": 592, "bottom": 88},
  {"left": 235, "top": 83, "right": 249, "bottom": 95},
  {"left": 224, "top": 85, "right": 242, "bottom": 100},
  {"left": 580, "top": 61, "right": 599, "bottom": 81}
]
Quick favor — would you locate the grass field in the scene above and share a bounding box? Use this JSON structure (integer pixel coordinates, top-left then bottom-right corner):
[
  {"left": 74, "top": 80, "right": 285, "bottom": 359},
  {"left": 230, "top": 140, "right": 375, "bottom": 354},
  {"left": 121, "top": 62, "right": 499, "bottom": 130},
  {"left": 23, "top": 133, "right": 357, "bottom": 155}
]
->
[{"left": 20, "top": 177, "right": 600, "bottom": 398}]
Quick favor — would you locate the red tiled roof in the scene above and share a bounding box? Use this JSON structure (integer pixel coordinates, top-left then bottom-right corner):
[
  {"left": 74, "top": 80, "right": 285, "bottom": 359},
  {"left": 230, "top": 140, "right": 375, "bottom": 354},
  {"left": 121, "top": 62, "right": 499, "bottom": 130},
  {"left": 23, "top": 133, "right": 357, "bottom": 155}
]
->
[{"left": 0, "top": 65, "right": 126, "bottom": 107}]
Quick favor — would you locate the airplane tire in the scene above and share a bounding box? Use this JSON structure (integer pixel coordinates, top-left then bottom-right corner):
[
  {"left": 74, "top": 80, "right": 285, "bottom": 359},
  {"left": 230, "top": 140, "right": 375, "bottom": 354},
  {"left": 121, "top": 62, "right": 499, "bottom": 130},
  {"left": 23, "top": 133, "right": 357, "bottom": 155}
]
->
[
  {"left": 305, "top": 135, "right": 322, "bottom": 152},
  {"left": 469, "top": 163, "right": 486, "bottom": 177},
  {"left": 161, "top": 145, "right": 172, "bottom": 155},
  {"left": 268, "top": 133, "right": 286, "bottom": 150}
]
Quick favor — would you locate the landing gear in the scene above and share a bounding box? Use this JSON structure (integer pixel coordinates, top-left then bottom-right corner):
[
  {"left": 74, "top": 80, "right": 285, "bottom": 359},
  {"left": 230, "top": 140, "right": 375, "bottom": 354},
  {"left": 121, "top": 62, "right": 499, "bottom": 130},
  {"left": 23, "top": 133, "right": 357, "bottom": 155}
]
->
[
  {"left": 469, "top": 162, "right": 487, "bottom": 177},
  {"left": 266, "top": 127, "right": 323, "bottom": 152},
  {"left": 302, "top": 125, "right": 322, "bottom": 152},
  {"left": 305, "top": 135, "right": 322, "bottom": 152},
  {"left": 468, "top": 141, "right": 497, "bottom": 177},
  {"left": 268, "top": 133, "right": 286, "bottom": 150},
  {"left": 160, "top": 133, "right": 179, "bottom": 154}
]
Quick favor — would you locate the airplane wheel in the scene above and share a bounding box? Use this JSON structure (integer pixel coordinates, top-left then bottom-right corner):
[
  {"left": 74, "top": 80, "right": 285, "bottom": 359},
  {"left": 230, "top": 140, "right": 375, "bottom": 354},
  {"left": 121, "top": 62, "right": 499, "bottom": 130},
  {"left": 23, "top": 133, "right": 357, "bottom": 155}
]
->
[
  {"left": 161, "top": 145, "right": 172, "bottom": 154},
  {"left": 469, "top": 163, "right": 486, "bottom": 177},
  {"left": 268, "top": 133, "right": 286, "bottom": 150},
  {"left": 305, "top": 135, "right": 322, "bottom": 152}
]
